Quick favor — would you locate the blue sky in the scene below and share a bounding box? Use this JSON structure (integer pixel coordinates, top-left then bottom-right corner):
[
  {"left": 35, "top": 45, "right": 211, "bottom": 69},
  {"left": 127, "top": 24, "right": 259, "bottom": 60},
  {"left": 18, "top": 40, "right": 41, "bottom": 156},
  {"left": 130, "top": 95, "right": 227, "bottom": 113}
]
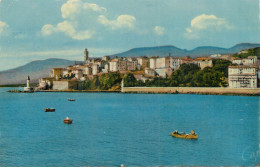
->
[{"left": 0, "top": 0, "right": 260, "bottom": 71}]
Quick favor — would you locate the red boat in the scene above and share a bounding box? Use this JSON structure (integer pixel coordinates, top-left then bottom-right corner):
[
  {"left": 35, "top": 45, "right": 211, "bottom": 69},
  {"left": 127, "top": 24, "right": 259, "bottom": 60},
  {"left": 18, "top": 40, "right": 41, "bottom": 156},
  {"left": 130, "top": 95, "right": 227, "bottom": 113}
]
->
[{"left": 63, "top": 117, "right": 73, "bottom": 124}]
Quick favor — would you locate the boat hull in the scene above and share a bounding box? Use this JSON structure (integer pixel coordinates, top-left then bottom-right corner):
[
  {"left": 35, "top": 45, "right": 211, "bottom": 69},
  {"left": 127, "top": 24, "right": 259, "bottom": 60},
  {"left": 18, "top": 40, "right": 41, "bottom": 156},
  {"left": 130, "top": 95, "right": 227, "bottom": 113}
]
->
[
  {"left": 171, "top": 132, "right": 198, "bottom": 139},
  {"left": 63, "top": 120, "right": 73, "bottom": 124},
  {"left": 44, "top": 108, "right": 55, "bottom": 112}
]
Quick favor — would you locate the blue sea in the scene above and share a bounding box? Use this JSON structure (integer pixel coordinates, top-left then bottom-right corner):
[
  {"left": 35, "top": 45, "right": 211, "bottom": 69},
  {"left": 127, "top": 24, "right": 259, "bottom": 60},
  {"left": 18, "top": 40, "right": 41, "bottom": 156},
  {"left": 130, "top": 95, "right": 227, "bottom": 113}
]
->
[{"left": 0, "top": 87, "right": 259, "bottom": 166}]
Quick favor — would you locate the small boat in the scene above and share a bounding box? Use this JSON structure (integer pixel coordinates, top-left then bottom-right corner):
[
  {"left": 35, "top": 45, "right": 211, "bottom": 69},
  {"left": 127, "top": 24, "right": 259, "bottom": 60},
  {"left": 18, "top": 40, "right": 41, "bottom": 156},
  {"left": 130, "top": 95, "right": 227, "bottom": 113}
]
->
[
  {"left": 68, "top": 99, "right": 75, "bottom": 101},
  {"left": 171, "top": 130, "right": 198, "bottom": 139},
  {"left": 63, "top": 117, "right": 73, "bottom": 124},
  {"left": 44, "top": 108, "right": 55, "bottom": 112}
]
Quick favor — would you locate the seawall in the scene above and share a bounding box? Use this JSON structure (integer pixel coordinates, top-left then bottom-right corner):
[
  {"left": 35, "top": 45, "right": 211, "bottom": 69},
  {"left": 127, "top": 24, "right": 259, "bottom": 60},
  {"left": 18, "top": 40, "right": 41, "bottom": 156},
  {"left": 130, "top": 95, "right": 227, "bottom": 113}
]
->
[{"left": 122, "top": 87, "right": 260, "bottom": 96}]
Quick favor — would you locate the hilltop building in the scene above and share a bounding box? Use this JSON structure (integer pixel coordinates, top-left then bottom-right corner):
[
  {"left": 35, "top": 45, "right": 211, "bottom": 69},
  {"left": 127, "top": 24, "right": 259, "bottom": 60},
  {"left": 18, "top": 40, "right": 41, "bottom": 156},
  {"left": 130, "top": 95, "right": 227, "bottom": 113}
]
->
[
  {"left": 194, "top": 57, "right": 213, "bottom": 70},
  {"left": 228, "top": 66, "right": 258, "bottom": 88},
  {"left": 231, "top": 56, "right": 257, "bottom": 66}
]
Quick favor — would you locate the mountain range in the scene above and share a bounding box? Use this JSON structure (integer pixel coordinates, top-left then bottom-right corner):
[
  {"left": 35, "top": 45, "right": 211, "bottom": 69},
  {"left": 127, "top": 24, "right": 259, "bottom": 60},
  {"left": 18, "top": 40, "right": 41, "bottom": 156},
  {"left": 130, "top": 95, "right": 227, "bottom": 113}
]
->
[
  {"left": 0, "top": 43, "right": 259, "bottom": 85},
  {"left": 110, "top": 43, "right": 260, "bottom": 58},
  {"left": 0, "top": 59, "right": 79, "bottom": 85}
]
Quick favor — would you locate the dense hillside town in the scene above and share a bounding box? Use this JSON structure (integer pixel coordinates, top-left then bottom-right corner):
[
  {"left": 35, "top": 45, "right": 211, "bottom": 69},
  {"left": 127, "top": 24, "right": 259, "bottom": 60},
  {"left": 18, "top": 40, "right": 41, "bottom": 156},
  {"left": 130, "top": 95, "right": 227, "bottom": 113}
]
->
[{"left": 36, "top": 48, "right": 259, "bottom": 91}]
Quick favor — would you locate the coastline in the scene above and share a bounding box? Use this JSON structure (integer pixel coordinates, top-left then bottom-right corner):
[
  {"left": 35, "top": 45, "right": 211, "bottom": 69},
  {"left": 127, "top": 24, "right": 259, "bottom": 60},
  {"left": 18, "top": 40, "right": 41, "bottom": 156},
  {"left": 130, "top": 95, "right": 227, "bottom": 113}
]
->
[
  {"left": 34, "top": 87, "right": 260, "bottom": 96},
  {"left": 36, "top": 90, "right": 121, "bottom": 93},
  {"left": 122, "top": 87, "right": 260, "bottom": 96}
]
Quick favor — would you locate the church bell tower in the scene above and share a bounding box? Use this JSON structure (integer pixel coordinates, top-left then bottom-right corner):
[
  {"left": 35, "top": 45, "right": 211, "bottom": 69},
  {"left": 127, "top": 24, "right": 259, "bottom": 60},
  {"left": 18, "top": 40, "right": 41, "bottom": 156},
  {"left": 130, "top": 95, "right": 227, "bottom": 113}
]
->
[{"left": 84, "top": 48, "right": 89, "bottom": 62}]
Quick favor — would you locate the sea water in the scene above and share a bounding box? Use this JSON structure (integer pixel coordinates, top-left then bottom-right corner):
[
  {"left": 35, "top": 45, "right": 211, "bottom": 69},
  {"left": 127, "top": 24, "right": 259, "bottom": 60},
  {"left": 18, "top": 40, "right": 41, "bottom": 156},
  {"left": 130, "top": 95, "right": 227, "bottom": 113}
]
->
[{"left": 0, "top": 87, "right": 259, "bottom": 166}]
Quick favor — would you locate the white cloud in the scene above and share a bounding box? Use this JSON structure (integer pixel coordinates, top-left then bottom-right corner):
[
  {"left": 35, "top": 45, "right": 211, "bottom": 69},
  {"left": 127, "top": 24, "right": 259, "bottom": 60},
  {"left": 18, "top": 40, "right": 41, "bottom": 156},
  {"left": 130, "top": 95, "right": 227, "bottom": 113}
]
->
[
  {"left": 42, "top": 24, "right": 57, "bottom": 36},
  {"left": 98, "top": 15, "right": 136, "bottom": 30},
  {"left": 42, "top": 21, "right": 95, "bottom": 40},
  {"left": 153, "top": 26, "right": 166, "bottom": 35},
  {"left": 61, "top": 0, "right": 106, "bottom": 20},
  {"left": 0, "top": 21, "right": 9, "bottom": 35},
  {"left": 185, "top": 14, "right": 232, "bottom": 39},
  {"left": 41, "top": 0, "right": 136, "bottom": 40}
]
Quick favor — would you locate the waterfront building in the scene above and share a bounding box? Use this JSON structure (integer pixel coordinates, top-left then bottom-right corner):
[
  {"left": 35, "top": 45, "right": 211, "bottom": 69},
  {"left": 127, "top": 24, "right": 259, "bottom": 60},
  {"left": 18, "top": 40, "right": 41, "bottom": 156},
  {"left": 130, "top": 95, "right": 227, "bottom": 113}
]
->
[
  {"left": 52, "top": 80, "right": 81, "bottom": 90},
  {"left": 228, "top": 66, "right": 258, "bottom": 88},
  {"left": 52, "top": 68, "right": 64, "bottom": 79},
  {"left": 37, "top": 78, "right": 52, "bottom": 90}
]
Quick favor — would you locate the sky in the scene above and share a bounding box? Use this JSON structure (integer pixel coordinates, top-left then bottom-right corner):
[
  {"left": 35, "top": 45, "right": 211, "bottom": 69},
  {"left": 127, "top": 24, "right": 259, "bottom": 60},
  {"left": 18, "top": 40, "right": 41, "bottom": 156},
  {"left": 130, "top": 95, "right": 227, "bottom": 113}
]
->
[{"left": 0, "top": 0, "right": 260, "bottom": 71}]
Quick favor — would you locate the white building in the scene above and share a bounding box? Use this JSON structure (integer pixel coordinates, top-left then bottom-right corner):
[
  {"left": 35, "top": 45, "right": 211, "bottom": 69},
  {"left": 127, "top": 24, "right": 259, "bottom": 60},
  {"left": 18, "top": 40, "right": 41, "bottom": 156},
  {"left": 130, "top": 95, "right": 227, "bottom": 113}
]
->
[
  {"left": 72, "top": 69, "right": 83, "bottom": 79},
  {"left": 170, "top": 58, "right": 181, "bottom": 70},
  {"left": 109, "top": 59, "right": 118, "bottom": 72},
  {"left": 84, "top": 66, "right": 92, "bottom": 75},
  {"left": 149, "top": 57, "right": 157, "bottom": 69},
  {"left": 145, "top": 68, "right": 156, "bottom": 76},
  {"left": 194, "top": 57, "right": 213, "bottom": 70},
  {"left": 149, "top": 57, "right": 170, "bottom": 69},
  {"left": 228, "top": 66, "right": 258, "bottom": 88},
  {"left": 231, "top": 56, "right": 257, "bottom": 66},
  {"left": 92, "top": 64, "right": 99, "bottom": 75}
]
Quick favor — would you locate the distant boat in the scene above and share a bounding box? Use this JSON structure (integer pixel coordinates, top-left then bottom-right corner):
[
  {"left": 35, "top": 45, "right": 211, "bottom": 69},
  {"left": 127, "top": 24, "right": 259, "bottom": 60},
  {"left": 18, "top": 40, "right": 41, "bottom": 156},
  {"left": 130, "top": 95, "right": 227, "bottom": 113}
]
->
[
  {"left": 63, "top": 117, "right": 73, "bottom": 124},
  {"left": 68, "top": 99, "right": 75, "bottom": 101},
  {"left": 44, "top": 108, "right": 55, "bottom": 112},
  {"left": 171, "top": 130, "right": 198, "bottom": 139}
]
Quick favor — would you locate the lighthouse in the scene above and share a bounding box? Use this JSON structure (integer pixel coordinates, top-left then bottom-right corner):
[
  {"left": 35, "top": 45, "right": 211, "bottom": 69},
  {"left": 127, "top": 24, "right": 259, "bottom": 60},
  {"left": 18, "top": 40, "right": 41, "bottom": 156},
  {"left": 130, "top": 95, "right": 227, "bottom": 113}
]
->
[{"left": 24, "top": 76, "right": 33, "bottom": 92}]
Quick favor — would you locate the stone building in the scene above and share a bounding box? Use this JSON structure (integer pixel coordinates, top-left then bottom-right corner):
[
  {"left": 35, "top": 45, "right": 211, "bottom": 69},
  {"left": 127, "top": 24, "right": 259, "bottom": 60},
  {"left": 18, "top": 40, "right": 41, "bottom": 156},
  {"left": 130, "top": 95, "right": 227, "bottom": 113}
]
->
[
  {"left": 228, "top": 66, "right": 258, "bottom": 88},
  {"left": 194, "top": 57, "right": 213, "bottom": 70},
  {"left": 52, "top": 68, "right": 64, "bottom": 79},
  {"left": 149, "top": 57, "right": 170, "bottom": 69},
  {"left": 52, "top": 80, "right": 82, "bottom": 90}
]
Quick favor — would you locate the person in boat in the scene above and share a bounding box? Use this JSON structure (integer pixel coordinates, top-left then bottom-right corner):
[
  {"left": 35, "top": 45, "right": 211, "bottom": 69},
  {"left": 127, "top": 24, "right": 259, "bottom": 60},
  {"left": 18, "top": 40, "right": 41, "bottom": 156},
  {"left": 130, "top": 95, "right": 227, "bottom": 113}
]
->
[
  {"left": 173, "top": 130, "right": 179, "bottom": 134},
  {"left": 190, "top": 130, "right": 196, "bottom": 135}
]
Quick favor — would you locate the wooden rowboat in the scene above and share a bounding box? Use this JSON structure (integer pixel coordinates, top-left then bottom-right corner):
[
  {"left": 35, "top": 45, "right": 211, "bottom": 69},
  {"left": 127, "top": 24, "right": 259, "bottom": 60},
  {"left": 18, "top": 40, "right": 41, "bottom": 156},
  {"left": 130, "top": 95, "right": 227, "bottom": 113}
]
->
[
  {"left": 44, "top": 108, "right": 55, "bottom": 112},
  {"left": 171, "top": 130, "right": 198, "bottom": 139}
]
